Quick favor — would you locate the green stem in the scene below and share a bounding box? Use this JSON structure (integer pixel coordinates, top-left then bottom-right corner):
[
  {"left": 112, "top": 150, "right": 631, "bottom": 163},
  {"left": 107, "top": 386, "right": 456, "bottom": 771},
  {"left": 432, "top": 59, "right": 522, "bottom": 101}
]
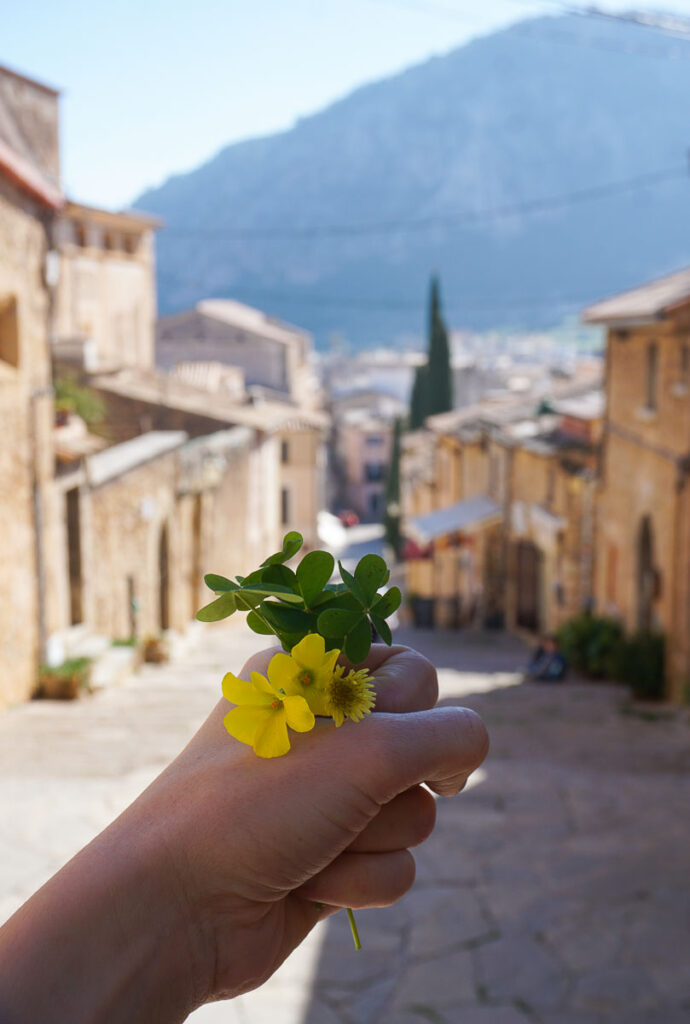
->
[
  {"left": 236, "top": 595, "right": 275, "bottom": 637},
  {"left": 347, "top": 907, "right": 362, "bottom": 951}
]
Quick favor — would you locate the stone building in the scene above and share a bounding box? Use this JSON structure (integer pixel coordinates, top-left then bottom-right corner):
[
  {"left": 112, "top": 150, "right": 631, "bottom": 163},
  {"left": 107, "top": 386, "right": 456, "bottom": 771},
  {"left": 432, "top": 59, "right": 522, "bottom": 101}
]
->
[
  {"left": 0, "top": 64, "right": 62, "bottom": 705},
  {"left": 0, "top": 62, "right": 328, "bottom": 707},
  {"left": 156, "top": 299, "right": 320, "bottom": 408},
  {"left": 583, "top": 270, "right": 690, "bottom": 701},
  {"left": 403, "top": 374, "right": 602, "bottom": 635},
  {"left": 330, "top": 390, "right": 406, "bottom": 522},
  {"left": 48, "top": 426, "right": 271, "bottom": 650},
  {"left": 53, "top": 201, "right": 160, "bottom": 372}
]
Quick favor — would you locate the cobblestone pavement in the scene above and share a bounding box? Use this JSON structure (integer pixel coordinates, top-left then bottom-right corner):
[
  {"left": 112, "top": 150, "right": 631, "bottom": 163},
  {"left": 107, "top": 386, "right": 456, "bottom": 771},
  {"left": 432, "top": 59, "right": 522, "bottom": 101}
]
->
[{"left": 2, "top": 623, "right": 689, "bottom": 1024}]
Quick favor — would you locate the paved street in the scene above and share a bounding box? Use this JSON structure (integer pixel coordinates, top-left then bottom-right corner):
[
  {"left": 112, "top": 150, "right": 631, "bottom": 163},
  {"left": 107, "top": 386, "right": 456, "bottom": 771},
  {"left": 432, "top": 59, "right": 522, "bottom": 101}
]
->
[{"left": 1, "top": 623, "right": 689, "bottom": 1023}]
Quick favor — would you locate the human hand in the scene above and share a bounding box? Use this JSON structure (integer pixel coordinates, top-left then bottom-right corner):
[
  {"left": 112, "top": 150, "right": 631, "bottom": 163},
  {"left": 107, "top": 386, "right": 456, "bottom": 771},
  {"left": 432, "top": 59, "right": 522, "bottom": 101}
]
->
[{"left": 0, "top": 644, "right": 488, "bottom": 1024}]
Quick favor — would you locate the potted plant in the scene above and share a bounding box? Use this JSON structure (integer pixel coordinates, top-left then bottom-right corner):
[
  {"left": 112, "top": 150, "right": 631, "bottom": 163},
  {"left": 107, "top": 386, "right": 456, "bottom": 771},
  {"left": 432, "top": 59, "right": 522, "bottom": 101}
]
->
[
  {"left": 37, "top": 657, "right": 93, "bottom": 700},
  {"left": 142, "top": 635, "right": 169, "bottom": 664}
]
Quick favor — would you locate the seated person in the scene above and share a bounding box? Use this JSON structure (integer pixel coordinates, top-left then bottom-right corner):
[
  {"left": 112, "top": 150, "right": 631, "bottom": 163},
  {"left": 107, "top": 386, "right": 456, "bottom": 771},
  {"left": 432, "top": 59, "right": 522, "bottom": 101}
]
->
[{"left": 525, "top": 635, "right": 567, "bottom": 682}]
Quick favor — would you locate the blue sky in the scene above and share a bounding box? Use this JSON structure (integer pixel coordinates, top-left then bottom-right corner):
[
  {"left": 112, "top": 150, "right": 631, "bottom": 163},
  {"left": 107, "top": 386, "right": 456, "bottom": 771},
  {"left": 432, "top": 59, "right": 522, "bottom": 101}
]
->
[{"left": 3, "top": 0, "right": 690, "bottom": 208}]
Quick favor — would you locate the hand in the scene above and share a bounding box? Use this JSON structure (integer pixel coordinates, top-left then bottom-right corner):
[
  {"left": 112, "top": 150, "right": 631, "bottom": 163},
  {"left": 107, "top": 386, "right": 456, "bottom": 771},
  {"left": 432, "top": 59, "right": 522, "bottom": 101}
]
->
[{"left": 0, "top": 644, "right": 488, "bottom": 1023}]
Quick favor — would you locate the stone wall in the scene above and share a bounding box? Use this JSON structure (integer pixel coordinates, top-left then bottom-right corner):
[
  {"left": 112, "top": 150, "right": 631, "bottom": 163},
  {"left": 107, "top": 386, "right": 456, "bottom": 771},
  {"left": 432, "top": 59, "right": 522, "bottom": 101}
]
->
[
  {"left": 596, "top": 320, "right": 690, "bottom": 699},
  {"left": 0, "top": 176, "right": 55, "bottom": 705}
]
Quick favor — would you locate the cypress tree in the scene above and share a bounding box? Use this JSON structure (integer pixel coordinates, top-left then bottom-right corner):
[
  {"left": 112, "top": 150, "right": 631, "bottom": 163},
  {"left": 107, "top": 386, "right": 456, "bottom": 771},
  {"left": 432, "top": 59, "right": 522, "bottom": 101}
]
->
[
  {"left": 426, "top": 275, "right": 453, "bottom": 416},
  {"left": 384, "top": 417, "right": 403, "bottom": 558},
  {"left": 409, "top": 362, "right": 429, "bottom": 431}
]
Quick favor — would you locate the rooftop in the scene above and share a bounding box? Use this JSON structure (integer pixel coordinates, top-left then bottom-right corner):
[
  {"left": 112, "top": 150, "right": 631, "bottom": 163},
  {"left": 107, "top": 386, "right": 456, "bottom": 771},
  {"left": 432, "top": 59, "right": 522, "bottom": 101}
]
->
[
  {"left": 164, "top": 299, "right": 312, "bottom": 348},
  {"left": 0, "top": 135, "right": 62, "bottom": 209},
  {"left": 407, "top": 495, "right": 502, "bottom": 543},
  {"left": 86, "top": 431, "right": 187, "bottom": 487},
  {"left": 582, "top": 267, "right": 690, "bottom": 325},
  {"left": 63, "top": 199, "right": 162, "bottom": 231},
  {"left": 90, "top": 367, "right": 329, "bottom": 433}
]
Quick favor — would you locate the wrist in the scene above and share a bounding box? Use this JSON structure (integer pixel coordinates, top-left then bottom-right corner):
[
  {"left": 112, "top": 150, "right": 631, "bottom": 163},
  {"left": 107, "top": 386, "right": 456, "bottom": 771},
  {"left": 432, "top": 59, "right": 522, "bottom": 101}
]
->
[{"left": 0, "top": 808, "right": 208, "bottom": 1023}]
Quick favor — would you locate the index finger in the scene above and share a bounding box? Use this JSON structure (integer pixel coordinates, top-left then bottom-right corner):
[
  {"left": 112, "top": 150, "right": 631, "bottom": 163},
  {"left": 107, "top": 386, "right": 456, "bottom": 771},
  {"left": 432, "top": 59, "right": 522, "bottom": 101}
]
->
[{"left": 241, "top": 643, "right": 438, "bottom": 715}]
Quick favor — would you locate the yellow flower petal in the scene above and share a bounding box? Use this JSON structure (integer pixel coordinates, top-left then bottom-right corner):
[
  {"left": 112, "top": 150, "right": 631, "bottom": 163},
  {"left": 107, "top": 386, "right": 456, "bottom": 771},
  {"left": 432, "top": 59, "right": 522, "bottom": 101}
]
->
[
  {"left": 222, "top": 672, "right": 273, "bottom": 706},
  {"left": 292, "top": 633, "right": 327, "bottom": 671},
  {"left": 224, "top": 705, "right": 270, "bottom": 745},
  {"left": 267, "top": 652, "right": 301, "bottom": 695},
  {"left": 315, "top": 647, "right": 340, "bottom": 685},
  {"left": 253, "top": 709, "right": 291, "bottom": 758},
  {"left": 283, "top": 695, "right": 316, "bottom": 733},
  {"left": 250, "top": 670, "right": 277, "bottom": 697}
]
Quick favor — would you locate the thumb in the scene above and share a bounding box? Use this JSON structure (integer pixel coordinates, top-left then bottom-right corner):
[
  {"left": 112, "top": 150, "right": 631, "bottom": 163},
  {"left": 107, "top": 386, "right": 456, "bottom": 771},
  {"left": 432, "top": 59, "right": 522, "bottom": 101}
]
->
[{"left": 347, "top": 706, "right": 489, "bottom": 802}]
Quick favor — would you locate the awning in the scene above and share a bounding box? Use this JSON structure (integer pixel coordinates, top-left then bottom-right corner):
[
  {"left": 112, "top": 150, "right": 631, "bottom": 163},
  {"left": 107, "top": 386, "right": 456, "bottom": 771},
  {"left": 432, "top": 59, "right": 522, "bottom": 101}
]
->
[{"left": 407, "top": 495, "right": 502, "bottom": 544}]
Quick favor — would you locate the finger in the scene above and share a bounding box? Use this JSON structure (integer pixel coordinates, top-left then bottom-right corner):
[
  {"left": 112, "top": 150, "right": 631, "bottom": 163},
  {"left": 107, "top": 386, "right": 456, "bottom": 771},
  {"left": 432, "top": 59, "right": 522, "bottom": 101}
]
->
[
  {"left": 342, "top": 705, "right": 489, "bottom": 802},
  {"left": 357, "top": 646, "right": 438, "bottom": 714},
  {"left": 240, "top": 644, "right": 438, "bottom": 715},
  {"left": 348, "top": 786, "right": 436, "bottom": 853},
  {"left": 298, "top": 850, "right": 416, "bottom": 908}
]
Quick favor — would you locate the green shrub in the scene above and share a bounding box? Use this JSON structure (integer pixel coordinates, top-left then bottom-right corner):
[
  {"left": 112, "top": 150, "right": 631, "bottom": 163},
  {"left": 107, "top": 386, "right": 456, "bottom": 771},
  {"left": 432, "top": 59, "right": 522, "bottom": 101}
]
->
[
  {"left": 557, "top": 612, "right": 624, "bottom": 678},
  {"left": 557, "top": 614, "right": 667, "bottom": 700},
  {"left": 54, "top": 376, "right": 105, "bottom": 426},
  {"left": 616, "top": 631, "right": 665, "bottom": 702}
]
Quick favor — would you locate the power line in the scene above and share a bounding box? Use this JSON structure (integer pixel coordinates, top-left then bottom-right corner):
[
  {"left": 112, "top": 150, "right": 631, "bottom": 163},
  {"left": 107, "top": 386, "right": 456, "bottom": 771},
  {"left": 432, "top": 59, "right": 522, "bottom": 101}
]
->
[
  {"left": 163, "top": 279, "right": 609, "bottom": 316},
  {"left": 163, "top": 164, "right": 686, "bottom": 242}
]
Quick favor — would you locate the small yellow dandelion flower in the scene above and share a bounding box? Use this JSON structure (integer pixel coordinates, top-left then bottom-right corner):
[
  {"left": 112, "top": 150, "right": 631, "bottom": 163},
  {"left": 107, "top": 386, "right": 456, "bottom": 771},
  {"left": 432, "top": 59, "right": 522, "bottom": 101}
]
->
[
  {"left": 222, "top": 669, "right": 315, "bottom": 758},
  {"left": 324, "top": 665, "right": 376, "bottom": 727},
  {"left": 267, "top": 633, "right": 339, "bottom": 715}
]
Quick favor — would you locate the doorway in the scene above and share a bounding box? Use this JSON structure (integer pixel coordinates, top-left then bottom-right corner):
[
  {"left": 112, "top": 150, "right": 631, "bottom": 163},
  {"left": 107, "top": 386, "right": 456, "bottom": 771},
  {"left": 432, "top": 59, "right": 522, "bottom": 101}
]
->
[
  {"left": 637, "top": 515, "right": 655, "bottom": 632},
  {"left": 159, "top": 523, "right": 170, "bottom": 632},
  {"left": 515, "top": 540, "right": 543, "bottom": 633},
  {"left": 65, "top": 488, "right": 83, "bottom": 625}
]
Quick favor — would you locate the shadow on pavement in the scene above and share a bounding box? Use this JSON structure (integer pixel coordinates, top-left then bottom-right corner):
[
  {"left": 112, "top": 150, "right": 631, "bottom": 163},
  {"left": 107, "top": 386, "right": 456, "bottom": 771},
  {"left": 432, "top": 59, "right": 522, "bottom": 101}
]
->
[{"left": 298, "top": 627, "right": 690, "bottom": 1024}]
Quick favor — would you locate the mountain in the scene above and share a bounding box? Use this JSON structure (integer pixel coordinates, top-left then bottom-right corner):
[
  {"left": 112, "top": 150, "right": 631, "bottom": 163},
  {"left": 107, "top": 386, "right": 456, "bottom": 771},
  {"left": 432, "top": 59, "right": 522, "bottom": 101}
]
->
[{"left": 136, "top": 14, "right": 690, "bottom": 347}]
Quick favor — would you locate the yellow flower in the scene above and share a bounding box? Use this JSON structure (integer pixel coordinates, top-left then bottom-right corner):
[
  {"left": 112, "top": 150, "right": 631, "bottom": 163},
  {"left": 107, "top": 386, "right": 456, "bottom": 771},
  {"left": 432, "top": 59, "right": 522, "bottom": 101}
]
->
[
  {"left": 222, "top": 669, "right": 315, "bottom": 758},
  {"left": 267, "top": 633, "right": 340, "bottom": 716},
  {"left": 323, "top": 665, "right": 376, "bottom": 727}
]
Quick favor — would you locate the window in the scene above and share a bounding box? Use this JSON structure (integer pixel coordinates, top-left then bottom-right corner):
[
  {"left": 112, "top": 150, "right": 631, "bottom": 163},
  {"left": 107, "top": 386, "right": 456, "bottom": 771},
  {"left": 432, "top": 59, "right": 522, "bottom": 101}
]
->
[
  {"left": 280, "top": 439, "right": 289, "bottom": 464},
  {"left": 366, "top": 434, "right": 383, "bottom": 446},
  {"left": 75, "top": 222, "right": 88, "bottom": 247},
  {"left": 364, "top": 462, "right": 385, "bottom": 482},
  {"left": 646, "top": 341, "right": 658, "bottom": 411},
  {"left": 545, "top": 465, "right": 556, "bottom": 509},
  {"left": 681, "top": 342, "right": 690, "bottom": 381},
  {"left": 281, "top": 486, "right": 290, "bottom": 526},
  {"left": 0, "top": 295, "right": 19, "bottom": 368},
  {"left": 369, "top": 492, "right": 380, "bottom": 517}
]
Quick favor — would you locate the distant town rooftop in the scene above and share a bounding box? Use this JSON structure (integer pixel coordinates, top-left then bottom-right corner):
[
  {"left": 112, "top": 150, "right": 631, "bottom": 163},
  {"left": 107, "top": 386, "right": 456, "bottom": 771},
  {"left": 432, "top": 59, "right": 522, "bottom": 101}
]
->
[
  {"left": 582, "top": 267, "right": 690, "bottom": 325},
  {"left": 161, "top": 299, "right": 312, "bottom": 348}
]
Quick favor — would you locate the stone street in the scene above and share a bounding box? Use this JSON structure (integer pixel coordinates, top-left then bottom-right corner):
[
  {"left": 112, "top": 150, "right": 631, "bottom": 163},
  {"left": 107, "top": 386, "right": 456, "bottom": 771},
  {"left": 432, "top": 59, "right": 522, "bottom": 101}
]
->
[{"left": 1, "top": 623, "right": 689, "bottom": 1023}]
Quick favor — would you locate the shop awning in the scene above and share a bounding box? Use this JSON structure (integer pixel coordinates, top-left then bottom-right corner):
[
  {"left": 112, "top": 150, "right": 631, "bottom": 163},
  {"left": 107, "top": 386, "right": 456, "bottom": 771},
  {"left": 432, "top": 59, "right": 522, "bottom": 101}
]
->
[{"left": 407, "top": 495, "right": 502, "bottom": 544}]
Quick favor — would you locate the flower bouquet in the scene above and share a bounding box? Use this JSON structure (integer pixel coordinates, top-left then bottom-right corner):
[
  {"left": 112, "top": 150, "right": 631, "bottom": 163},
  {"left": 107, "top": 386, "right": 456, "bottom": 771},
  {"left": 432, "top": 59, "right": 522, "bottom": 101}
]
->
[{"left": 197, "top": 530, "right": 402, "bottom": 946}]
